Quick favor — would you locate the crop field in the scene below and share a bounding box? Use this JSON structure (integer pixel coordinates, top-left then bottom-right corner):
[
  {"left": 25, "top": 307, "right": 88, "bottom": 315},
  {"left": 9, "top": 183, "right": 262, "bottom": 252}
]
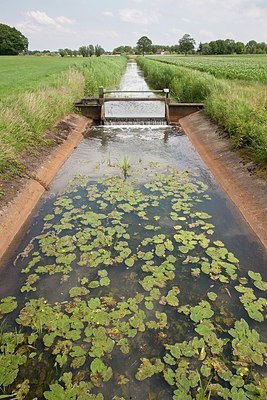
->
[
  {"left": 148, "top": 54, "right": 267, "bottom": 83},
  {"left": 0, "top": 56, "right": 127, "bottom": 179},
  {"left": 138, "top": 55, "right": 267, "bottom": 164}
]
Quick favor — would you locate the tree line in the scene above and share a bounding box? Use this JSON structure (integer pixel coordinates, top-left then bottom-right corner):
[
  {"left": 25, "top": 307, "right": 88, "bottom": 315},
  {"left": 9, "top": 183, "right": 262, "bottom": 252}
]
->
[
  {"left": 1, "top": 22, "right": 267, "bottom": 57},
  {"left": 198, "top": 39, "right": 267, "bottom": 55},
  {"left": 115, "top": 35, "right": 267, "bottom": 56},
  {"left": 0, "top": 23, "right": 106, "bottom": 57}
]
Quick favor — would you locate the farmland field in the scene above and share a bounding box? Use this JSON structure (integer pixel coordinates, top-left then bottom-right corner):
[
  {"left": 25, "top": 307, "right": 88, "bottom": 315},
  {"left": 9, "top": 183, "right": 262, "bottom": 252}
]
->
[
  {"left": 138, "top": 55, "right": 267, "bottom": 164},
  {"left": 0, "top": 56, "right": 88, "bottom": 95},
  {"left": 0, "top": 56, "right": 127, "bottom": 178},
  {"left": 148, "top": 54, "right": 267, "bottom": 83}
]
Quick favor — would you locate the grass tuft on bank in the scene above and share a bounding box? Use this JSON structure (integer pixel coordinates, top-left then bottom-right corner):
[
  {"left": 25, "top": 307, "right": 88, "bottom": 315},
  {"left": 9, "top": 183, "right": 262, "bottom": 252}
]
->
[{"left": 137, "top": 57, "right": 267, "bottom": 165}]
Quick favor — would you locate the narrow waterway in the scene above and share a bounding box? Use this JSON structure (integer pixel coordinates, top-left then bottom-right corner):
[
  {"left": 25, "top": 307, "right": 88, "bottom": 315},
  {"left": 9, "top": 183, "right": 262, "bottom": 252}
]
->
[
  {"left": 0, "top": 61, "right": 266, "bottom": 400},
  {"left": 104, "top": 60, "right": 165, "bottom": 119}
]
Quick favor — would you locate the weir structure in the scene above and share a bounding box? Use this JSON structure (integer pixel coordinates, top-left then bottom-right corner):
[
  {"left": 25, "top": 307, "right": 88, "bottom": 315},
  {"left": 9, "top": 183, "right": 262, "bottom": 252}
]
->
[{"left": 75, "top": 87, "right": 204, "bottom": 125}]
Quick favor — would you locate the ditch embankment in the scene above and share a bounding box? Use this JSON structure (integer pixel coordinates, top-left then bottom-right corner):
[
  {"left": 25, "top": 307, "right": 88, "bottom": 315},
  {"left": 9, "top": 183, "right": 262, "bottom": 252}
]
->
[
  {"left": 0, "top": 114, "right": 92, "bottom": 265},
  {"left": 180, "top": 111, "right": 267, "bottom": 249}
]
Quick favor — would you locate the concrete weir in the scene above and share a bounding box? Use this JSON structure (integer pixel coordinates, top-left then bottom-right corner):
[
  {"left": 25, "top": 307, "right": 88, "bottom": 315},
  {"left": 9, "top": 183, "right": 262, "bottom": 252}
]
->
[{"left": 75, "top": 96, "right": 204, "bottom": 124}]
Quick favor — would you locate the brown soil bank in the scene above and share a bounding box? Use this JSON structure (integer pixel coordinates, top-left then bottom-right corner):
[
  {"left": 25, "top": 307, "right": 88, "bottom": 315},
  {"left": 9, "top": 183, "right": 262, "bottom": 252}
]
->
[
  {"left": 180, "top": 110, "right": 267, "bottom": 249},
  {"left": 0, "top": 114, "right": 92, "bottom": 266}
]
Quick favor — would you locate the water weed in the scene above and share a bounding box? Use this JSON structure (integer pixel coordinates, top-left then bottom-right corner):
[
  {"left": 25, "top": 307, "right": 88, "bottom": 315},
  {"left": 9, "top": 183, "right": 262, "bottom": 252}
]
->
[{"left": 0, "top": 162, "right": 266, "bottom": 399}]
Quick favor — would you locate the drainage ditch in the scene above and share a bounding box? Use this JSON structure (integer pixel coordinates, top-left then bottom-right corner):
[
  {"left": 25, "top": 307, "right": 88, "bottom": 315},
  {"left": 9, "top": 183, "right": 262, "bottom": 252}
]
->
[{"left": 0, "top": 61, "right": 266, "bottom": 399}]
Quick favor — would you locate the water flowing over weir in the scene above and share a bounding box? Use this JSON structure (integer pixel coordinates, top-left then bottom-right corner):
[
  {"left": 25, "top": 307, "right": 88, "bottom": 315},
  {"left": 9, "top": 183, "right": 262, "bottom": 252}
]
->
[
  {"left": 0, "top": 61, "right": 267, "bottom": 399},
  {"left": 103, "top": 61, "right": 167, "bottom": 125}
]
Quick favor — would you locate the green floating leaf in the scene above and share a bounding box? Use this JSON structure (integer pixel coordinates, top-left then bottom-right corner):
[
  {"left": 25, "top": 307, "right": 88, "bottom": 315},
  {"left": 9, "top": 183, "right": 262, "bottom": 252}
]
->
[
  {"left": 248, "top": 270, "right": 267, "bottom": 291},
  {"left": 162, "top": 286, "right": 180, "bottom": 307},
  {"left": 207, "top": 292, "right": 217, "bottom": 301},
  {"left": 190, "top": 301, "right": 214, "bottom": 323},
  {"left": 213, "top": 240, "right": 224, "bottom": 247},
  {"left": 0, "top": 297, "right": 18, "bottom": 318},
  {"left": 43, "top": 214, "right": 55, "bottom": 221},
  {"left": 229, "top": 319, "right": 267, "bottom": 366},
  {"left": 235, "top": 285, "right": 267, "bottom": 322},
  {"left": 125, "top": 257, "right": 135, "bottom": 267},
  {"left": 69, "top": 287, "right": 89, "bottom": 298},
  {"left": 135, "top": 358, "right": 164, "bottom": 381}
]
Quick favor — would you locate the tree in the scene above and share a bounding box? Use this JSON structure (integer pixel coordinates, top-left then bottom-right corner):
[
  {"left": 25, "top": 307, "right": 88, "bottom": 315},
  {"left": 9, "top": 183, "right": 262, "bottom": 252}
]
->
[
  {"left": 136, "top": 36, "right": 152, "bottom": 56},
  {"left": 58, "top": 48, "right": 66, "bottom": 57},
  {"left": 79, "top": 46, "right": 89, "bottom": 57},
  {"left": 234, "top": 42, "right": 245, "bottom": 54},
  {"left": 64, "top": 48, "right": 73, "bottom": 56},
  {"left": 95, "top": 44, "right": 104, "bottom": 57},
  {"left": 245, "top": 40, "right": 257, "bottom": 54},
  {"left": 88, "top": 44, "right": 95, "bottom": 57},
  {"left": 178, "top": 34, "right": 195, "bottom": 55},
  {"left": 113, "top": 45, "right": 133, "bottom": 55},
  {"left": 0, "top": 23, "right": 28, "bottom": 55},
  {"left": 198, "top": 42, "right": 211, "bottom": 55}
]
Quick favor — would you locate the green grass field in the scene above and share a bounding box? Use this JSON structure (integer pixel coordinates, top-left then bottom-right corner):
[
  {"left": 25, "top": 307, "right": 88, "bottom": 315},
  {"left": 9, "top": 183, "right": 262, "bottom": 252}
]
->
[
  {"left": 138, "top": 55, "right": 267, "bottom": 164},
  {"left": 0, "top": 56, "right": 88, "bottom": 95},
  {"left": 0, "top": 56, "right": 127, "bottom": 180}
]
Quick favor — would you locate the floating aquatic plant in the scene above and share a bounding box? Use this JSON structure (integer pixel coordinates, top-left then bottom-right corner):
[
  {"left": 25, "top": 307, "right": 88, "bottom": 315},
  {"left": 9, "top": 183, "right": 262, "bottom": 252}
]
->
[{"left": 0, "top": 164, "right": 266, "bottom": 399}]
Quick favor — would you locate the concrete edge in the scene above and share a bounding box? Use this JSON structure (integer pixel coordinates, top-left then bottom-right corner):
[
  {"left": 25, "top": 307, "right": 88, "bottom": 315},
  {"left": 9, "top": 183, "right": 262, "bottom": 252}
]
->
[
  {"left": 180, "top": 111, "right": 267, "bottom": 250},
  {"left": 0, "top": 114, "right": 92, "bottom": 266}
]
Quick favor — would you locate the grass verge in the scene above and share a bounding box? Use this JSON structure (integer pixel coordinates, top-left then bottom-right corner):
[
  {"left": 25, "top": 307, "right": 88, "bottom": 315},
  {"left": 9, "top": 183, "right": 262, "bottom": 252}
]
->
[{"left": 137, "top": 57, "right": 267, "bottom": 165}]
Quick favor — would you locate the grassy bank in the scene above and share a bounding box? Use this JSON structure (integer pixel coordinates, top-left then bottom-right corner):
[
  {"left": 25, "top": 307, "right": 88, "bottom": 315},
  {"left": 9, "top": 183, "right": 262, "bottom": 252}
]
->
[
  {"left": 0, "top": 56, "right": 127, "bottom": 179},
  {"left": 137, "top": 57, "right": 267, "bottom": 165}
]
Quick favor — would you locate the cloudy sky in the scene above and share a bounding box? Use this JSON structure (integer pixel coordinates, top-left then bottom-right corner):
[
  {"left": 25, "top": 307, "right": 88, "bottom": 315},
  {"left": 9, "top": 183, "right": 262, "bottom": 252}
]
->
[{"left": 1, "top": 0, "right": 267, "bottom": 51}]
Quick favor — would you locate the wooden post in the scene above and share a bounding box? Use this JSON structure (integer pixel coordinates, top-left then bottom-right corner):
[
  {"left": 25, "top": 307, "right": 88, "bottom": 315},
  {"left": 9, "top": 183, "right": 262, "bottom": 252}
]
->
[
  {"left": 163, "top": 89, "right": 170, "bottom": 124},
  {"left": 99, "top": 86, "right": 104, "bottom": 105}
]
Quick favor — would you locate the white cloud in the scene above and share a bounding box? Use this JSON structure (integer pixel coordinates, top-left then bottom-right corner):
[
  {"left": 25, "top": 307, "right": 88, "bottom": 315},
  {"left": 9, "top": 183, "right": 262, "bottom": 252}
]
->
[
  {"left": 181, "top": 18, "right": 191, "bottom": 23},
  {"left": 17, "top": 11, "right": 75, "bottom": 34},
  {"left": 170, "top": 28, "right": 184, "bottom": 37},
  {"left": 103, "top": 11, "right": 114, "bottom": 17},
  {"left": 85, "top": 29, "right": 119, "bottom": 39},
  {"left": 199, "top": 30, "right": 214, "bottom": 38},
  {"left": 244, "top": 5, "right": 267, "bottom": 19},
  {"left": 56, "top": 16, "right": 75, "bottom": 25},
  {"left": 119, "top": 9, "right": 159, "bottom": 25}
]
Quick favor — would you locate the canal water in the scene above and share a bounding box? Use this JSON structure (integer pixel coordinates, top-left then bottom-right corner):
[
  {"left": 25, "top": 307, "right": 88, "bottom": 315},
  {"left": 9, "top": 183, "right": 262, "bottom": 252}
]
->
[{"left": 0, "top": 61, "right": 266, "bottom": 399}]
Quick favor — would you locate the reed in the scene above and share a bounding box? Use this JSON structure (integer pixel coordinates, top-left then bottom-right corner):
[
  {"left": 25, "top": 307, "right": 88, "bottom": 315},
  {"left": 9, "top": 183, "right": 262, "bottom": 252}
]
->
[{"left": 121, "top": 156, "right": 131, "bottom": 179}]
